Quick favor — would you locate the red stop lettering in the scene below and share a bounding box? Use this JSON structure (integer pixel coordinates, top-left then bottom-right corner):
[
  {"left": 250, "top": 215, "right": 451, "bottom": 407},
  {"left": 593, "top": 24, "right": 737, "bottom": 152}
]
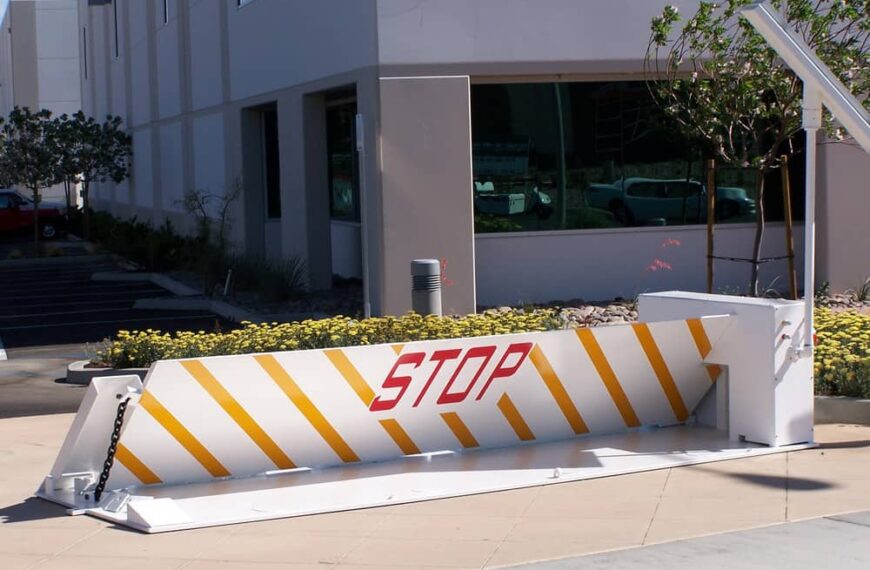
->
[
  {"left": 369, "top": 352, "right": 425, "bottom": 412},
  {"left": 436, "top": 346, "right": 497, "bottom": 405},
  {"left": 475, "top": 342, "right": 533, "bottom": 400},
  {"left": 413, "top": 349, "right": 461, "bottom": 407}
]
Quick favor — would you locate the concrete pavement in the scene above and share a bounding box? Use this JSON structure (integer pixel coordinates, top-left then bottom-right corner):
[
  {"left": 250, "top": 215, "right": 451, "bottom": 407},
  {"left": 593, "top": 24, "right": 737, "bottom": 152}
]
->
[
  {"left": 1, "top": 415, "right": 870, "bottom": 569},
  {"left": 0, "top": 256, "right": 228, "bottom": 350},
  {"left": 0, "top": 344, "right": 88, "bottom": 418},
  {"left": 519, "top": 512, "right": 870, "bottom": 569}
]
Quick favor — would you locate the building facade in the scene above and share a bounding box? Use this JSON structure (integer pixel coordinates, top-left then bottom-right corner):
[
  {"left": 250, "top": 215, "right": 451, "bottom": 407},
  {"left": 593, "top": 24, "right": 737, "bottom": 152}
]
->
[
  {"left": 78, "top": 0, "right": 870, "bottom": 315},
  {"left": 1, "top": 0, "right": 82, "bottom": 201}
]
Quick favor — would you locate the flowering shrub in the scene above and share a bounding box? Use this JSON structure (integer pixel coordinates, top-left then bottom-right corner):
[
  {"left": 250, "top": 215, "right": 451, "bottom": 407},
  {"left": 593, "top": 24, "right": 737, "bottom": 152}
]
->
[
  {"left": 96, "top": 307, "right": 870, "bottom": 399},
  {"left": 814, "top": 309, "right": 870, "bottom": 398},
  {"left": 96, "top": 310, "right": 563, "bottom": 369}
]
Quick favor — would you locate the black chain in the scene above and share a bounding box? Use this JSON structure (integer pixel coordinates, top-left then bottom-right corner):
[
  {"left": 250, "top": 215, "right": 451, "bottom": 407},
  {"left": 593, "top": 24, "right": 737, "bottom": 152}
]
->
[{"left": 94, "top": 397, "right": 131, "bottom": 503}]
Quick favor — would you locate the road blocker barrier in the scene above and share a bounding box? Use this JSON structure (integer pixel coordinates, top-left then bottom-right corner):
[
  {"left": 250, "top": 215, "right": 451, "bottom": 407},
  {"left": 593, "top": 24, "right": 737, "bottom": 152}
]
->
[{"left": 38, "top": 291, "right": 815, "bottom": 532}]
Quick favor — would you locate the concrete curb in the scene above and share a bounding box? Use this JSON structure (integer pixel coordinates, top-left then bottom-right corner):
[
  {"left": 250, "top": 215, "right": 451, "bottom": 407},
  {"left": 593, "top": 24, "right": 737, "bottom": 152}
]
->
[
  {"left": 132, "top": 297, "right": 256, "bottom": 322},
  {"left": 0, "top": 253, "right": 112, "bottom": 268},
  {"left": 94, "top": 271, "right": 325, "bottom": 324},
  {"left": 91, "top": 271, "right": 200, "bottom": 297},
  {"left": 66, "top": 360, "right": 149, "bottom": 385},
  {"left": 815, "top": 395, "right": 870, "bottom": 425}
]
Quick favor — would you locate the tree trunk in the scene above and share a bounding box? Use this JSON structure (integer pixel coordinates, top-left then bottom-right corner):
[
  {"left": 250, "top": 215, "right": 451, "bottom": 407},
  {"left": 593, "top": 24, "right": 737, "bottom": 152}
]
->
[
  {"left": 63, "top": 180, "right": 72, "bottom": 222},
  {"left": 31, "top": 188, "right": 40, "bottom": 257},
  {"left": 82, "top": 181, "right": 90, "bottom": 240},
  {"left": 749, "top": 170, "right": 766, "bottom": 297}
]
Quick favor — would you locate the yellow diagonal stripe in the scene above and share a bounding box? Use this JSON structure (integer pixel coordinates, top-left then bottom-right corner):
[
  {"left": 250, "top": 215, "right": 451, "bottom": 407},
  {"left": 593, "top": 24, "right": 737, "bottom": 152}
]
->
[
  {"left": 181, "top": 360, "right": 296, "bottom": 470},
  {"left": 576, "top": 329, "right": 641, "bottom": 428},
  {"left": 324, "top": 349, "right": 375, "bottom": 405},
  {"left": 632, "top": 324, "right": 689, "bottom": 422},
  {"left": 497, "top": 393, "right": 536, "bottom": 441},
  {"left": 114, "top": 443, "right": 162, "bottom": 485},
  {"left": 529, "top": 345, "right": 589, "bottom": 434},
  {"left": 440, "top": 412, "right": 480, "bottom": 448},
  {"left": 324, "top": 349, "right": 418, "bottom": 455},
  {"left": 687, "top": 319, "right": 723, "bottom": 382},
  {"left": 255, "top": 354, "right": 360, "bottom": 463},
  {"left": 379, "top": 419, "right": 421, "bottom": 455},
  {"left": 138, "top": 391, "right": 231, "bottom": 478}
]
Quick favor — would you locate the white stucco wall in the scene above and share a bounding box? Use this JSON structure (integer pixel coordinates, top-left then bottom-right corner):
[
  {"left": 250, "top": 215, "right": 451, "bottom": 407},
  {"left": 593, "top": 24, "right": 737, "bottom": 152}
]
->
[
  {"left": 132, "top": 128, "right": 153, "bottom": 208},
  {"left": 227, "top": 0, "right": 378, "bottom": 101},
  {"left": 159, "top": 121, "right": 184, "bottom": 212},
  {"left": 475, "top": 224, "right": 805, "bottom": 306},
  {"left": 188, "top": 0, "right": 222, "bottom": 111},
  {"left": 128, "top": 0, "right": 150, "bottom": 127},
  {"left": 33, "top": 0, "right": 80, "bottom": 115},
  {"left": 192, "top": 112, "right": 226, "bottom": 213},
  {"left": 331, "top": 221, "right": 362, "bottom": 280},
  {"left": 154, "top": 0, "right": 180, "bottom": 119},
  {"left": 377, "top": 0, "right": 703, "bottom": 71}
]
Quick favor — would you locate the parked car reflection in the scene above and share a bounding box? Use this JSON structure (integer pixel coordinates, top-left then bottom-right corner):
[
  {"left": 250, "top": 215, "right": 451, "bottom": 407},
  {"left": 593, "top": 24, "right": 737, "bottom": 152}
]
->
[{"left": 585, "top": 177, "right": 756, "bottom": 226}]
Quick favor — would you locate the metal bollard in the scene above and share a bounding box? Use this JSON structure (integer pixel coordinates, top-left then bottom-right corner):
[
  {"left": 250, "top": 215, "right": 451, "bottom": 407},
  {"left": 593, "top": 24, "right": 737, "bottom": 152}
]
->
[{"left": 411, "top": 259, "right": 442, "bottom": 316}]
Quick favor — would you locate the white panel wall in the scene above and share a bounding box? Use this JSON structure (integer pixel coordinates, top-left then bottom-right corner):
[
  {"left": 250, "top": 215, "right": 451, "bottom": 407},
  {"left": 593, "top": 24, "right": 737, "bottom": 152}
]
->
[
  {"left": 90, "top": 6, "right": 108, "bottom": 120},
  {"left": 331, "top": 221, "right": 362, "bottom": 279},
  {"left": 159, "top": 122, "right": 184, "bottom": 212},
  {"left": 132, "top": 129, "right": 153, "bottom": 208},
  {"left": 128, "top": 0, "right": 151, "bottom": 126},
  {"left": 0, "top": 10, "right": 13, "bottom": 116},
  {"left": 377, "top": 0, "right": 703, "bottom": 69},
  {"left": 192, "top": 112, "right": 226, "bottom": 215},
  {"left": 188, "top": 0, "right": 222, "bottom": 111},
  {"left": 475, "top": 224, "right": 806, "bottom": 306},
  {"left": 109, "top": 2, "right": 126, "bottom": 123},
  {"left": 34, "top": 0, "right": 81, "bottom": 114},
  {"left": 155, "top": 0, "right": 181, "bottom": 119},
  {"left": 228, "top": 0, "right": 378, "bottom": 100}
]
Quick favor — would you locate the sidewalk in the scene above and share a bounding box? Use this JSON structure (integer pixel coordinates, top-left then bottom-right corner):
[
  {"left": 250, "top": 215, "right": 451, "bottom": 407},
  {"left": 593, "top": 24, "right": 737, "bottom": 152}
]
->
[
  {"left": 519, "top": 512, "right": 870, "bottom": 569},
  {"left": 1, "top": 415, "right": 869, "bottom": 569}
]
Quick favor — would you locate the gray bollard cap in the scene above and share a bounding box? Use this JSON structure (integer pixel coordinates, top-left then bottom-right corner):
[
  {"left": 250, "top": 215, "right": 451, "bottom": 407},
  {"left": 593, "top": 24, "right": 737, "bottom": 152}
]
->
[{"left": 411, "top": 259, "right": 441, "bottom": 277}]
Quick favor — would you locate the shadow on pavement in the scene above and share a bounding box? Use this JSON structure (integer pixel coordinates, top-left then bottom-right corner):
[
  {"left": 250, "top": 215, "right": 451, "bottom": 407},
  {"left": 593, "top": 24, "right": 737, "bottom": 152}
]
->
[
  {"left": 725, "top": 472, "right": 836, "bottom": 491},
  {"left": 0, "top": 497, "right": 68, "bottom": 525}
]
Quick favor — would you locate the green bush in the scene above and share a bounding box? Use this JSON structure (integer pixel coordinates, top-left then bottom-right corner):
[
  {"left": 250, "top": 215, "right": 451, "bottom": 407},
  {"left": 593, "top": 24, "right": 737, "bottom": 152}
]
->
[{"left": 95, "top": 309, "right": 563, "bottom": 368}]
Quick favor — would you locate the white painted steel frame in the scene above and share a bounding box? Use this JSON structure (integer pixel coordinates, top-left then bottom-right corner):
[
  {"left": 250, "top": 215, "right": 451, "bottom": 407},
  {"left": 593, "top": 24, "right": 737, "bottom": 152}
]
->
[{"left": 740, "top": 2, "right": 870, "bottom": 355}]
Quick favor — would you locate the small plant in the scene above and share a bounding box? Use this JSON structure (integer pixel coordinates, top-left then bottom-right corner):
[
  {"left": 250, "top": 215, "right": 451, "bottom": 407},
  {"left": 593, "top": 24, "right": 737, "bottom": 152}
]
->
[
  {"left": 180, "top": 181, "right": 242, "bottom": 297},
  {"left": 815, "top": 280, "right": 831, "bottom": 299},
  {"left": 229, "top": 255, "right": 307, "bottom": 302},
  {"left": 847, "top": 277, "right": 870, "bottom": 303}
]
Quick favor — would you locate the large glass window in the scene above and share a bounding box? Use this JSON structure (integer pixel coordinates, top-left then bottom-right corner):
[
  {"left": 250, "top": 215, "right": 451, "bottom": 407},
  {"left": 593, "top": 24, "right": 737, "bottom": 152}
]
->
[
  {"left": 471, "top": 81, "right": 804, "bottom": 233},
  {"left": 327, "top": 100, "right": 360, "bottom": 222},
  {"left": 263, "top": 107, "right": 281, "bottom": 219}
]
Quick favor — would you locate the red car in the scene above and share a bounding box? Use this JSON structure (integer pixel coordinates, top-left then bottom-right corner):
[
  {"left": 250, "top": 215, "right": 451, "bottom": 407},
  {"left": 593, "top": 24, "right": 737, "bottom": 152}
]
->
[{"left": 0, "top": 190, "right": 65, "bottom": 239}]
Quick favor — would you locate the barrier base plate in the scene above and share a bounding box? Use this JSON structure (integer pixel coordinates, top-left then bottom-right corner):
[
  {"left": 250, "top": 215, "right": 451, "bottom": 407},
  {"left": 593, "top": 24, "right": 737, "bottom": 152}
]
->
[{"left": 38, "top": 425, "right": 815, "bottom": 533}]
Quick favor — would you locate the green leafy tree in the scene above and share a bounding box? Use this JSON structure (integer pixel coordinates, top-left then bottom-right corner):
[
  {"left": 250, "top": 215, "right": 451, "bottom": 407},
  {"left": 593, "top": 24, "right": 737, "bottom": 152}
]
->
[
  {"left": 53, "top": 113, "right": 83, "bottom": 220},
  {"left": 647, "top": 0, "right": 868, "bottom": 295},
  {"left": 0, "top": 107, "right": 60, "bottom": 252},
  {"left": 74, "top": 113, "right": 133, "bottom": 239}
]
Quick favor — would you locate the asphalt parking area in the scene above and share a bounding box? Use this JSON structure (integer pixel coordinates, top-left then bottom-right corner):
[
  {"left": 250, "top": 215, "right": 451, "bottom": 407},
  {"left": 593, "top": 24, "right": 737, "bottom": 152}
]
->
[
  {"left": 0, "top": 256, "right": 228, "bottom": 349},
  {"left": 0, "top": 253, "right": 233, "bottom": 418}
]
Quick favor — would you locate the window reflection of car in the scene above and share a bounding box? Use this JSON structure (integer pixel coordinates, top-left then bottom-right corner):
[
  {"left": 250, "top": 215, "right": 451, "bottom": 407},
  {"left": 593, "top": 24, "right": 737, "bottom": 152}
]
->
[
  {"left": 473, "top": 181, "right": 553, "bottom": 219},
  {"left": 0, "top": 189, "right": 66, "bottom": 239},
  {"left": 585, "top": 177, "right": 756, "bottom": 226}
]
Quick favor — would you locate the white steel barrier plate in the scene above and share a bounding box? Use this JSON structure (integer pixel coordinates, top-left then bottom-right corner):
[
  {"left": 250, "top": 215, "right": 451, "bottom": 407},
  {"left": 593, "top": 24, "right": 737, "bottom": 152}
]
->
[
  {"left": 62, "top": 425, "right": 813, "bottom": 533},
  {"left": 38, "top": 311, "right": 814, "bottom": 532}
]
